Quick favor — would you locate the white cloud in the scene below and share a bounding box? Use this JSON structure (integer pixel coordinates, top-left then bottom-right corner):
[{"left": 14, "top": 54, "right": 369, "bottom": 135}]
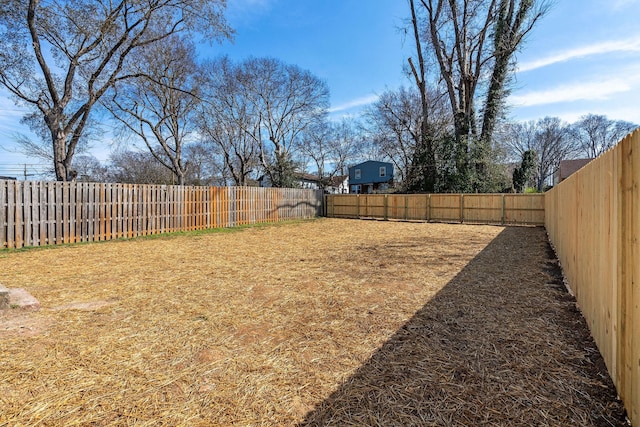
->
[
  {"left": 608, "top": 0, "right": 640, "bottom": 10},
  {"left": 518, "top": 36, "right": 640, "bottom": 72},
  {"left": 328, "top": 94, "right": 379, "bottom": 113},
  {"left": 509, "top": 79, "right": 632, "bottom": 107},
  {"left": 225, "top": 0, "right": 274, "bottom": 25}
]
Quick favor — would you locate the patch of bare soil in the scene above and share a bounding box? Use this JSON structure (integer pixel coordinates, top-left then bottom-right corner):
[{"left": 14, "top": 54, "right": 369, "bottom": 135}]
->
[
  {"left": 0, "top": 219, "right": 627, "bottom": 426},
  {"left": 0, "top": 310, "right": 52, "bottom": 338}
]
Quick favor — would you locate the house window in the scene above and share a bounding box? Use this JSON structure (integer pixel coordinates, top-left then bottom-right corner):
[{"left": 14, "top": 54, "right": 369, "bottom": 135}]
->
[
  {"left": 354, "top": 169, "right": 361, "bottom": 179},
  {"left": 379, "top": 166, "right": 386, "bottom": 177}
]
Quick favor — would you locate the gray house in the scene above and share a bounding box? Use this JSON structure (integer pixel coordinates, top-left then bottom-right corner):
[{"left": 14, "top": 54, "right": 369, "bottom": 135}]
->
[{"left": 348, "top": 160, "right": 394, "bottom": 194}]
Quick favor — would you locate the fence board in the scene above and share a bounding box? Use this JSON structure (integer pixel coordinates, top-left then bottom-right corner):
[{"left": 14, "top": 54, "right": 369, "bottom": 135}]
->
[
  {"left": 23, "top": 182, "right": 32, "bottom": 247},
  {"left": 545, "top": 128, "right": 640, "bottom": 425},
  {"left": 0, "top": 182, "right": 322, "bottom": 249},
  {"left": 7, "top": 183, "right": 15, "bottom": 248},
  {"left": 326, "top": 193, "right": 544, "bottom": 226},
  {"left": 0, "top": 181, "right": 6, "bottom": 248}
]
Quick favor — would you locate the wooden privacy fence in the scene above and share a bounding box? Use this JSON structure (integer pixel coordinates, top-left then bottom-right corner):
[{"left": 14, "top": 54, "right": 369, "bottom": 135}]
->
[
  {"left": 0, "top": 181, "right": 323, "bottom": 249},
  {"left": 545, "top": 128, "right": 640, "bottom": 425},
  {"left": 325, "top": 193, "right": 545, "bottom": 226}
]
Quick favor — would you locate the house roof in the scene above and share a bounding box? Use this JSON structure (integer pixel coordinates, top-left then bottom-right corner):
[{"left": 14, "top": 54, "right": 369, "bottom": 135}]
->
[
  {"left": 295, "top": 172, "right": 320, "bottom": 183},
  {"left": 349, "top": 160, "right": 393, "bottom": 169},
  {"left": 558, "top": 158, "right": 593, "bottom": 180}
]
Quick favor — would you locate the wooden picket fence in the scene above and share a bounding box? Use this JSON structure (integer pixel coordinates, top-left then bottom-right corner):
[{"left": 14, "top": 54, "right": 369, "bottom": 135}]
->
[
  {"left": 325, "top": 193, "right": 545, "bottom": 226},
  {"left": 0, "top": 181, "right": 323, "bottom": 249},
  {"left": 545, "top": 128, "right": 640, "bottom": 425}
]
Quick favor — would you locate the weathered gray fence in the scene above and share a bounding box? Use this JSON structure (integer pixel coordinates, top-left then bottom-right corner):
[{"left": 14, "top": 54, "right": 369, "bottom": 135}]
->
[{"left": 0, "top": 181, "right": 323, "bottom": 248}]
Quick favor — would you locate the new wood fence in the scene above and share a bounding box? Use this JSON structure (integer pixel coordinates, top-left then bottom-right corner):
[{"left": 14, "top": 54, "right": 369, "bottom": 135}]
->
[
  {"left": 325, "top": 193, "right": 545, "bottom": 226},
  {"left": 545, "top": 128, "right": 640, "bottom": 425},
  {"left": 0, "top": 181, "right": 323, "bottom": 249}
]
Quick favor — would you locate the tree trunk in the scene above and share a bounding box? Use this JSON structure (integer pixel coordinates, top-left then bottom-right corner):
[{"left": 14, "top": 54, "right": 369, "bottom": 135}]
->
[
  {"left": 53, "top": 131, "right": 72, "bottom": 181},
  {"left": 406, "top": 0, "right": 437, "bottom": 193}
]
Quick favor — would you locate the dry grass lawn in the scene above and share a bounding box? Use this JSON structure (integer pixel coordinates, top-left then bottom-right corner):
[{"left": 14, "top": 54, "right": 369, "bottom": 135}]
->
[{"left": 0, "top": 218, "right": 626, "bottom": 426}]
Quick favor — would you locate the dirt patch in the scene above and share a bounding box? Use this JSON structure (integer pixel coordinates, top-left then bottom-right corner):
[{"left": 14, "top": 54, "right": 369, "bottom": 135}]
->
[
  {"left": 0, "top": 310, "right": 52, "bottom": 337},
  {"left": 0, "top": 219, "right": 627, "bottom": 425}
]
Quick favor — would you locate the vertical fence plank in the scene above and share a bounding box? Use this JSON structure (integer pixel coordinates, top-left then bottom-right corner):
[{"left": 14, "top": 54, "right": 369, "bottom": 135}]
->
[
  {"left": 0, "top": 181, "right": 6, "bottom": 248},
  {"left": 326, "top": 193, "right": 544, "bottom": 226},
  {"left": 7, "top": 182, "right": 15, "bottom": 248},
  {"left": 53, "top": 182, "right": 61, "bottom": 245},
  {"left": 88, "top": 183, "right": 95, "bottom": 241},
  {"left": 545, "top": 129, "right": 640, "bottom": 425},
  {"left": 22, "top": 181, "right": 34, "bottom": 246},
  {"left": 0, "top": 183, "right": 324, "bottom": 248},
  {"left": 14, "top": 182, "right": 23, "bottom": 248},
  {"left": 6, "top": 182, "right": 15, "bottom": 248},
  {"left": 31, "top": 182, "right": 40, "bottom": 246},
  {"left": 630, "top": 131, "right": 640, "bottom": 424}
]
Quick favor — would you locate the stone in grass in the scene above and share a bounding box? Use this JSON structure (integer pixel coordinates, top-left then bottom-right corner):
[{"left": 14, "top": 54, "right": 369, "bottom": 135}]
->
[
  {"left": 0, "top": 284, "right": 40, "bottom": 311},
  {"left": 0, "top": 284, "right": 8, "bottom": 309}
]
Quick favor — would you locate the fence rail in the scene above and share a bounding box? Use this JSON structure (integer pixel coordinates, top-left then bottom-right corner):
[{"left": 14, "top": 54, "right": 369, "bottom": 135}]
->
[
  {"left": 326, "top": 193, "right": 545, "bottom": 226},
  {"left": 0, "top": 181, "right": 323, "bottom": 249},
  {"left": 545, "top": 128, "right": 640, "bottom": 425}
]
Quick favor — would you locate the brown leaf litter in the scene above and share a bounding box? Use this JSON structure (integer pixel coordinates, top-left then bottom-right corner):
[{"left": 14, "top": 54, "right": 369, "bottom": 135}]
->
[{"left": 0, "top": 218, "right": 627, "bottom": 426}]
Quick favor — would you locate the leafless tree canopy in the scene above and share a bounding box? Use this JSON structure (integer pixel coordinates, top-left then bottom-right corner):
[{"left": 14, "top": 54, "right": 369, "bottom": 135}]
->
[
  {"left": 571, "top": 114, "right": 638, "bottom": 159},
  {"left": 366, "top": 87, "right": 426, "bottom": 185},
  {"left": 104, "top": 35, "right": 199, "bottom": 185},
  {"left": 0, "top": 0, "right": 231, "bottom": 181},
  {"left": 107, "top": 149, "right": 176, "bottom": 184},
  {"left": 408, "top": 0, "right": 549, "bottom": 191},
  {"left": 197, "top": 56, "right": 329, "bottom": 188},
  {"left": 298, "top": 118, "right": 362, "bottom": 191},
  {"left": 499, "top": 117, "right": 579, "bottom": 191},
  {"left": 196, "top": 57, "right": 261, "bottom": 186}
]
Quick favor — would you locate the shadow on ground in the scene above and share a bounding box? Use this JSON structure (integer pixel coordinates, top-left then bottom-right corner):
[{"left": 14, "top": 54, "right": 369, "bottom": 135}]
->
[{"left": 299, "top": 227, "right": 626, "bottom": 426}]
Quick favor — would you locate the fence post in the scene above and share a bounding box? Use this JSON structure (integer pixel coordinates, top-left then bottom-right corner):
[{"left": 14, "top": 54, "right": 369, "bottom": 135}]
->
[
  {"left": 323, "top": 194, "right": 328, "bottom": 217},
  {"left": 501, "top": 194, "right": 506, "bottom": 225},
  {"left": 460, "top": 194, "right": 464, "bottom": 223},
  {"left": 384, "top": 194, "right": 388, "bottom": 220},
  {"left": 356, "top": 194, "right": 360, "bottom": 218},
  {"left": 427, "top": 194, "right": 431, "bottom": 222},
  {"left": 6, "top": 181, "right": 15, "bottom": 248},
  {"left": 405, "top": 195, "right": 409, "bottom": 220},
  {"left": 0, "top": 181, "right": 6, "bottom": 248}
]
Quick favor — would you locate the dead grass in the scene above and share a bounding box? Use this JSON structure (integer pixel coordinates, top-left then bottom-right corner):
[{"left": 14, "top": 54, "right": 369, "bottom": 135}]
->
[{"left": 0, "top": 218, "right": 626, "bottom": 426}]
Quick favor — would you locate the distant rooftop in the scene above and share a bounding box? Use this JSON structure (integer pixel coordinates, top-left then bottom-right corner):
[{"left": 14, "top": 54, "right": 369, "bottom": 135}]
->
[{"left": 556, "top": 158, "right": 593, "bottom": 183}]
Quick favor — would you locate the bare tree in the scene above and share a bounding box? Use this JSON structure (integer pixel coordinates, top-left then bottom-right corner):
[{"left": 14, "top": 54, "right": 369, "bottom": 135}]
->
[
  {"left": 405, "top": 0, "right": 439, "bottom": 192},
  {"left": 411, "top": 0, "right": 548, "bottom": 191},
  {"left": 239, "top": 57, "right": 330, "bottom": 187},
  {"left": 365, "top": 86, "right": 450, "bottom": 189},
  {"left": 571, "top": 114, "right": 638, "bottom": 158},
  {"left": 73, "top": 155, "right": 109, "bottom": 182},
  {"left": 0, "top": 0, "right": 230, "bottom": 181},
  {"left": 105, "top": 36, "right": 199, "bottom": 185},
  {"left": 197, "top": 57, "right": 261, "bottom": 186},
  {"left": 298, "top": 118, "right": 361, "bottom": 191},
  {"left": 107, "top": 149, "right": 175, "bottom": 184},
  {"left": 198, "top": 57, "right": 329, "bottom": 187},
  {"left": 365, "top": 87, "right": 422, "bottom": 186},
  {"left": 183, "top": 142, "right": 226, "bottom": 186},
  {"left": 501, "top": 117, "right": 579, "bottom": 191}
]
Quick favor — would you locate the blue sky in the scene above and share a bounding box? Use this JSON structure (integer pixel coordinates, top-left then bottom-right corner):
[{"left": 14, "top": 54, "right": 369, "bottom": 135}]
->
[{"left": 1, "top": 0, "right": 640, "bottom": 178}]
